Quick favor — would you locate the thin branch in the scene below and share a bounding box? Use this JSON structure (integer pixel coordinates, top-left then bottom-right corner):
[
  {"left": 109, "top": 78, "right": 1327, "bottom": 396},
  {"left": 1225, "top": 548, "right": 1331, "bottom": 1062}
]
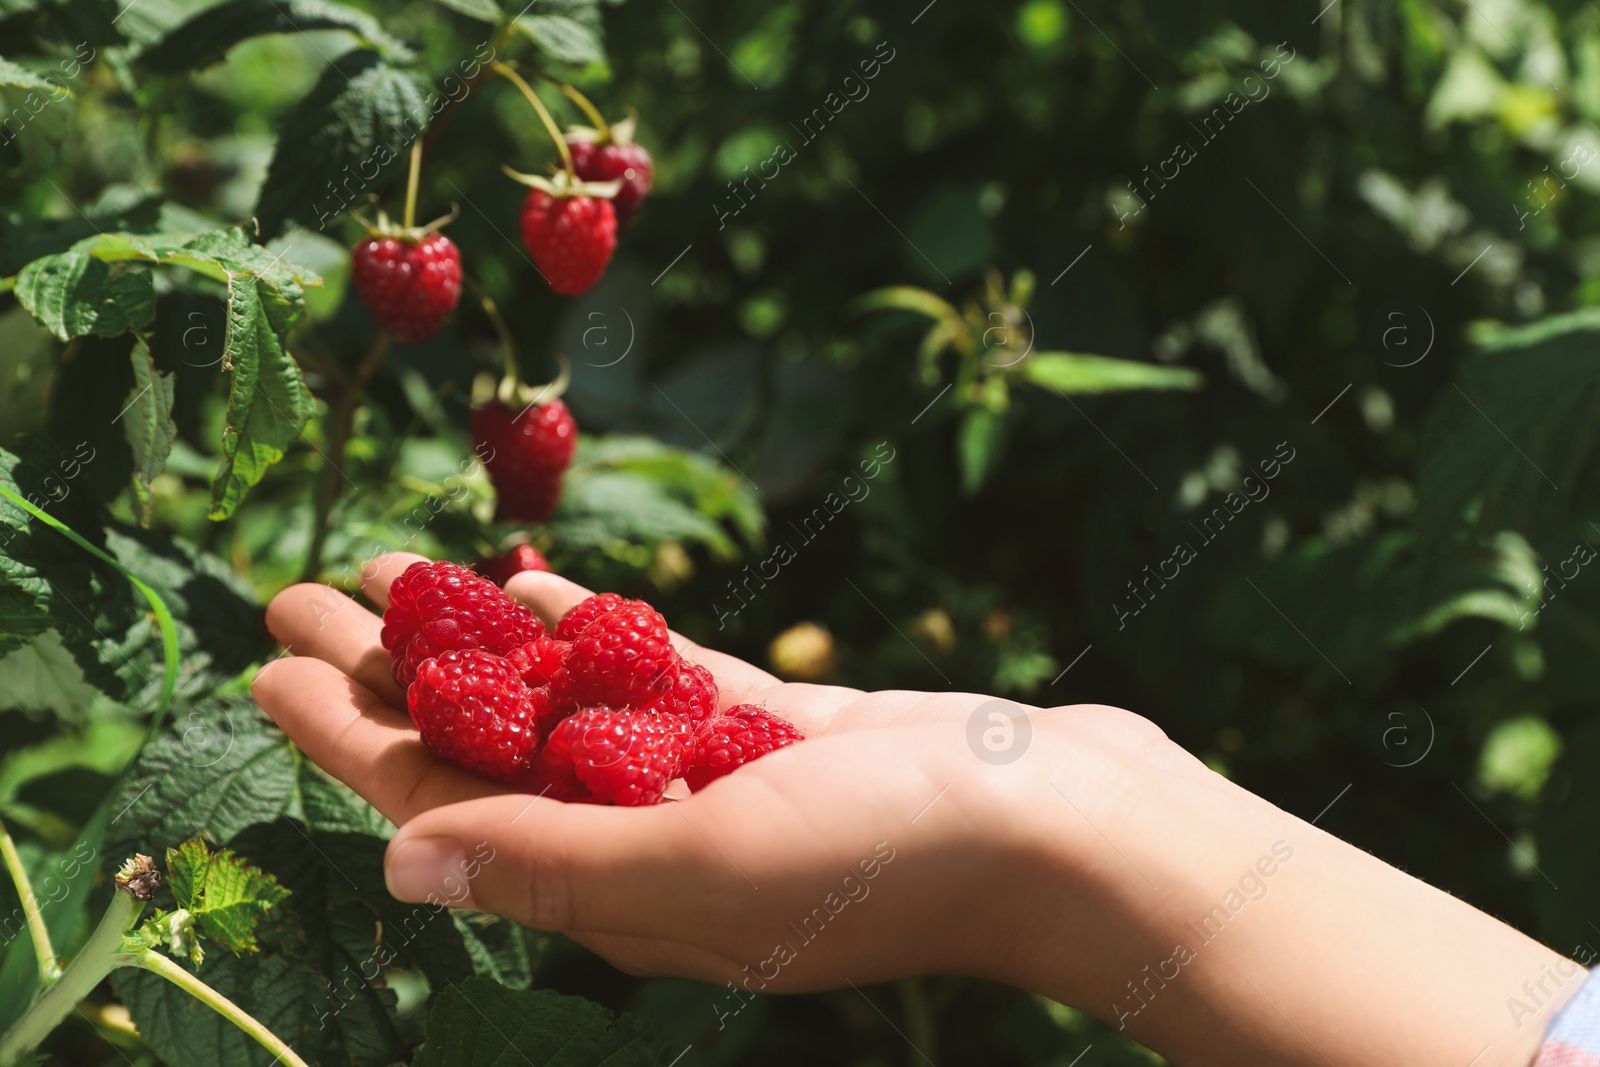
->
[
  {"left": 492, "top": 61, "right": 574, "bottom": 177},
  {"left": 134, "top": 953, "right": 311, "bottom": 1067},
  {"left": 0, "top": 817, "right": 59, "bottom": 988}
]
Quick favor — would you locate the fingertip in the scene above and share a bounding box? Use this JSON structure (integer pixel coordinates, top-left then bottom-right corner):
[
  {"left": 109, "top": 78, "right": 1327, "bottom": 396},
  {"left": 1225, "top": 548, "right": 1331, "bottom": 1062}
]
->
[
  {"left": 265, "top": 582, "right": 342, "bottom": 647},
  {"left": 504, "top": 570, "right": 594, "bottom": 627},
  {"left": 385, "top": 834, "right": 472, "bottom": 906},
  {"left": 250, "top": 654, "right": 285, "bottom": 702},
  {"left": 361, "top": 552, "right": 430, "bottom": 611},
  {"left": 250, "top": 654, "right": 318, "bottom": 722}
]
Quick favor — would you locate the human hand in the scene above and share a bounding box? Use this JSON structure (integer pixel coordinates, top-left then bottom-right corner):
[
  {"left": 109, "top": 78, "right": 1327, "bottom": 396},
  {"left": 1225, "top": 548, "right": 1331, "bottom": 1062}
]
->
[
  {"left": 255, "top": 552, "right": 1583, "bottom": 1065},
  {"left": 252, "top": 551, "right": 1214, "bottom": 1009}
]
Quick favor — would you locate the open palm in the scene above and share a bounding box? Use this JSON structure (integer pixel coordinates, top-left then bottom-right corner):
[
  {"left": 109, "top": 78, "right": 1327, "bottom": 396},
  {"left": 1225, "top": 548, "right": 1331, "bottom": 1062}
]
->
[{"left": 255, "top": 551, "right": 1197, "bottom": 1000}]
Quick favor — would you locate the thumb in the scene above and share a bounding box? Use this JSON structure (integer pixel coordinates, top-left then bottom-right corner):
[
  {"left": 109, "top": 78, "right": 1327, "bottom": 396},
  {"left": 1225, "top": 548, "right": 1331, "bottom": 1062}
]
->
[{"left": 383, "top": 793, "right": 729, "bottom": 937}]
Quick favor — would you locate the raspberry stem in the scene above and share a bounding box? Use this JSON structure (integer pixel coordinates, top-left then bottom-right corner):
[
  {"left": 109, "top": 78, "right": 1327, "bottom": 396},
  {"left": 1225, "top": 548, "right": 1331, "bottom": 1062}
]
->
[
  {"left": 0, "top": 887, "right": 141, "bottom": 1066},
  {"left": 537, "top": 72, "right": 610, "bottom": 140},
  {"left": 133, "top": 952, "right": 312, "bottom": 1067},
  {"left": 0, "top": 869, "right": 313, "bottom": 1067},
  {"left": 403, "top": 136, "right": 423, "bottom": 230},
  {"left": 466, "top": 276, "right": 521, "bottom": 390},
  {"left": 492, "top": 61, "right": 575, "bottom": 179}
]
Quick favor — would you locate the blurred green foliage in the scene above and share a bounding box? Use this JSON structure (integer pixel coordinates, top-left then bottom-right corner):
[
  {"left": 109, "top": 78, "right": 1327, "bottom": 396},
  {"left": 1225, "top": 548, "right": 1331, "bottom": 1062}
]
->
[{"left": 4, "top": 0, "right": 1600, "bottom": 1062}]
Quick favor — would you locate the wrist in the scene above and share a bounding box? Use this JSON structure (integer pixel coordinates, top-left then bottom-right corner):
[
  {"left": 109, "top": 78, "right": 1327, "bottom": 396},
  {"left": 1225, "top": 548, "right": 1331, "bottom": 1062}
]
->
[
  {"left": 952, "top": 714, "right": 1236, "bottom": 1010},
  {"left": 983, "top": 713, "right": 1579, "bottom": 1065}
]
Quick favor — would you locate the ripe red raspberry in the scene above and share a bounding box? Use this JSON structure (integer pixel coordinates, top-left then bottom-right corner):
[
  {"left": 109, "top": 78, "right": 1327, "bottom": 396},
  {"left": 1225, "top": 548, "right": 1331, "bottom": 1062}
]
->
[
  {"left": 471, "top": 398, "right": 578, "bottom": 523},
  {"left": 566, "top": 136, "right": 653, "bottom": 227},
  {"left": 350, "top": 233, "right": 462, "bottom": 344},
  {"left": 476, "top": 543, "right": 552, "bottom": 586},
  {"left": 554, "top": 592, "right": 626, "bottom": 641},
  {"left": 506, "top": 635, "right": 571, "bottom": 688},
  {"left": 684, "top": 705, "right": 805, "bottom": 792},
  {"left": 519, "top": 190, "right": 616, "bottom": 296},
  {"left": 563, "top": 599, "right": 676, "bottom": 708},
  {"left": 540, "top": 706, "right": 691, "bottom": 806},
  {"left": 381, "top": 560, "right": 545, "bottom": 687},
  {"left": 642, "top": 659, "right": 719, "bottom": 723},
  {"left": 545, "top": 667, "right": 582, "bottom": 723},
  {"left": 408, "top": 650, "right": 546, "bottom": 783}
]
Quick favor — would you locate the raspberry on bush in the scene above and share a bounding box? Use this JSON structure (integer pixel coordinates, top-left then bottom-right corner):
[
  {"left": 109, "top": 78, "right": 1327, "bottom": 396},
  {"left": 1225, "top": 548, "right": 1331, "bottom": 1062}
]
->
[
  {"left": 567, "top": 134, "right": 653, "bottom": 227},
  {"left": 350, "top": 232, "right": 462, "bottom": 344},
  {"left": 475, "top": 542, "right": 552, "bottom": 586},
  {"left": 471, "top": 399, "right": 578, "bottom": 523},
  {"left": 519, "top": 188, "right": 618, "bottom": 296}
]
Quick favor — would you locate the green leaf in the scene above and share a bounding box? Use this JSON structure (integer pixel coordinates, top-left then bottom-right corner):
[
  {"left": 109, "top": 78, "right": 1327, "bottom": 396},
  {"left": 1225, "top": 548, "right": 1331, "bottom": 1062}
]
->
[
  {"left": 546, "top": 470, "right": 735, "bottom": 558},
  {"left": 207, "top": 273, "right": 313, "bottom": 519},
  {"left": 116, "top": 820, "right": 526, "bottom": 1067},
  {"left": 0, "top": 631, "right": 103, "bottom": 724},
  {"left": 1021, "top": 351, "right": 1203, "bottom": 394},
  {"left": 1209, "top": 529, "right": 1542, "bottom": 682},
  {"left": 576, "top": 436, "right": 765, "bottom": 548},
  {"left": 0, "top": 57, "right": 70, "bottom": 94},
  {"left": 89, "top": 527, "right": 268, "bottom": 709},
  {"left": 12, "top": 228, "right": 320, "bottom": 518},
  {"left": 164, "top": 838, "right": 289, "bottom": 955},
  {"left": 957, "top": 406, "right": 1004, "bottom": 495},
  {"left": 413, "top": 979, "right": 659, "bottom": 1067},
  {"left": 37, "top": 0, "right": 125, "bottom": 47},
  {"left": 136, "top": 0, "right": 415, "bottom": 71},
  {"left": 431, "top": 0, "right": 500, "bottom": 22},
  {"left": 450, "top": 912, "right": 534, "bottom": 988},
  {"left": 14, "top": 247, "right": 154, "bottom": 341},
  {"left": 123, "top": 338, "right": 176, "bottom": 528},
  {"left": 254, "top": 51, "right": 430, "bottom": 239},
  {"left": 515, "top": 13, "right": 605, "bottom": 65},
  {"left": 0, "top": 448, "right": 266, "bottom": 708},
  {"left": 103, "top": 698, "right": 390, "bottom": 863},
  {"left": 0, "top": 198, "right": 163, "bottom": 276},
  {"left": 1416, "top": 307, "right": 1600, "bottom": 548}
]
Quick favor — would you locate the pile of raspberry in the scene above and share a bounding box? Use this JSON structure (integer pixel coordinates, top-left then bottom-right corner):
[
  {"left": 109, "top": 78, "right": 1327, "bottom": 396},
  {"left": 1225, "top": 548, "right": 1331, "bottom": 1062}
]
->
[{"left": 380, "top": 561, "right": 804, "bottom": 806}]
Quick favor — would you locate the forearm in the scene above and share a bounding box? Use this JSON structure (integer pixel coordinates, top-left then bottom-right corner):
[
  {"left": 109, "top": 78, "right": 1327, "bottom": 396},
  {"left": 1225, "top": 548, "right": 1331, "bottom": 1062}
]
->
[{"left": 1005, "top": 747, "right": 1581, "bottom": 1065}]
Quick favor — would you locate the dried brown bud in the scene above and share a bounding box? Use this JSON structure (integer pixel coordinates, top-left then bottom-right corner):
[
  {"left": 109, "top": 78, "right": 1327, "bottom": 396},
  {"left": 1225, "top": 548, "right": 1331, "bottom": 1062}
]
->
[{"left": 115, "top": 854, "right": 162, "bottom": 901}]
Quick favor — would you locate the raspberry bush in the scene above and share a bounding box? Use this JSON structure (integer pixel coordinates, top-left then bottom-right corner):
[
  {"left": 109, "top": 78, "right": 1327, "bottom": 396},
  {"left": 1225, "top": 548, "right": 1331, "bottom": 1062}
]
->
[{"left": 4, "top": 0, "right": 1600, "bottom": 1062}]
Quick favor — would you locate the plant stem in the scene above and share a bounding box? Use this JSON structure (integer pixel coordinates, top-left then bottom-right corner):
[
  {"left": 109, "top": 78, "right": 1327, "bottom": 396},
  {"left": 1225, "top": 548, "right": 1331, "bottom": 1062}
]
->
[
  {"left": 0, "top": 817, "right": 59, "bottom": 988},
  {"left": 0, "top": 892, "right": 142, "bottom": 1066},
  {"left": 133, "top": 952, "right": 311, "bottom": 1067},
  {"left": 300, "top": 332, "right": 392, "bottom": 581},
  {"left": 536, "top": 72, "right": 609, "bottom": 137},
  {"left": 466, "top": 277, "right": 519, "bottom": 389},
  {"left": 492, "top": 61, "right": 574, "bottom": 178},
  {"left": 403, "top": 137, "right": 423, "bottom": 230}
]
